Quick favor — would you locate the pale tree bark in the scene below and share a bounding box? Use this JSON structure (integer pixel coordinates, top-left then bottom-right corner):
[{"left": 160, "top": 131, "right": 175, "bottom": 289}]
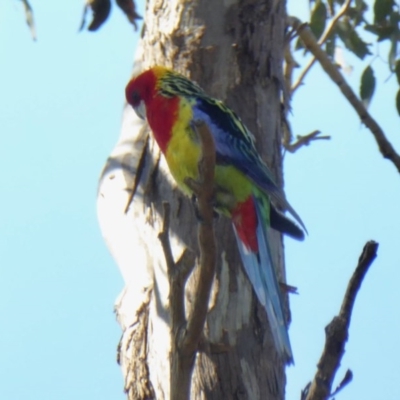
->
[{"left": 97, "top": 0, "right": 291, "bottom": 398}]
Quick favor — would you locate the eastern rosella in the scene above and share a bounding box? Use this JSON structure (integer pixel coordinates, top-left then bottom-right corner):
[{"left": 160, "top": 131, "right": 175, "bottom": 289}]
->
[{"left": 125, "top": 66, "right": 306, "bottom": 363}]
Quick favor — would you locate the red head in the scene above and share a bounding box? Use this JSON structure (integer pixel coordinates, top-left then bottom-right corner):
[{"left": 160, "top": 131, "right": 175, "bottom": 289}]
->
[
  {"left": 125, "top": 66, "right": 170, "bottom": 120},
  {"left": 124, "top": 66, "right": 179, "bottom": 153}
]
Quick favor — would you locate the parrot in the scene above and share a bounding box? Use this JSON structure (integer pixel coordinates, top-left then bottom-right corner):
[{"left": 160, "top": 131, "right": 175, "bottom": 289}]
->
[{"left": 125, "top": 66, "right": 306, "bottom": 364}]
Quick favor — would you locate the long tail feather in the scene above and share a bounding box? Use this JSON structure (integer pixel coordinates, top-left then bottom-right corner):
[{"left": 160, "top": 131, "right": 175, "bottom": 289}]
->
[
  {"left": 233, "top": 197, "right": 293, "bottom": 364},
  {"left": 270, "top": 204, "right": 305, "bottom": 241}
]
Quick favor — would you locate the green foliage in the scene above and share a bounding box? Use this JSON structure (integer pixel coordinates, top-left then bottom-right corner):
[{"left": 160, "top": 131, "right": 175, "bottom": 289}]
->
[
  {"left": 395, "top": 59, "right": 400, "bottom": 84},
  {"left": 360, "top": 65, "right": 376, "bottom": 107},
  {"left": 365, "top": 24, "right": 396, "bottom": 42},
  {"left": 310, "top": 0, "right": 328, "bottom": 39},
  {"left": 347, "top": 0, "right": 368, "bottom": 27},
  {"left": 294, "top": 0, "right": 400, "bottom": 117},
  {"left": 374, "top": 0, "right": 395, "bottom": 23},
  {"left": 20, "top": 0, "right": 36, "bottom": 40},
  {"left": 396, "top": 61, "right": 400, "bottom": 115},
  {"left": 396, "top": 89, "right": 400, "bottom": 116},
  {"left": 336, "top": 18, "right": 371, "bottom": 59},
  {"left": 296, "top": 0, "right": 328, "bottom": 51},
  {"left": 19, "top": 0, "right": 142, "bottom": 37},
  {"left": 79, "top": 0, "right": 142, "bottom": 32},
  {"left": 325, "top": 33, "right": 337, "bottom": 57}
]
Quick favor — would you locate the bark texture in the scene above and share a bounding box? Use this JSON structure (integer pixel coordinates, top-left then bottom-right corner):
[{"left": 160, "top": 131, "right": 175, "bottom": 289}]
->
[{"left": 97, "top": 0, "right": 290, "bottom": 398}]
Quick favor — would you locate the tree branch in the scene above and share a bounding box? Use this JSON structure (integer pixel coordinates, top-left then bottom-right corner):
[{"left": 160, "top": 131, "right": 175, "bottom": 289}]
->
[
  {"left": 284, "top": 130, "right": 331, "bottom": 154},
  {"left": 159, "top": 203, "right": 196, "bottom": 330},
  {"left": 291, "top": 0, "right": 351, "bottom": 93},
  {"left": 183, "top": 121, "right": 216, "bottom": 354},
  {"left": 158, "top": 121, "right": 216, "bottom": 400},
  {"left": 124, "top": 133, "right": 149, "bottom": 213},
  {"left": 288, "top": 17, "right": 400, "bottom": 174},
  {"left": 304, "top": 241, "right": 379, "bottom": 400}
]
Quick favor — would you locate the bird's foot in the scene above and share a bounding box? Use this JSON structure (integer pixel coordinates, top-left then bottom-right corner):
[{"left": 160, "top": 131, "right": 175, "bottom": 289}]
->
[{"left": 191, "top": 194, "right": 219, "bottom": 222}]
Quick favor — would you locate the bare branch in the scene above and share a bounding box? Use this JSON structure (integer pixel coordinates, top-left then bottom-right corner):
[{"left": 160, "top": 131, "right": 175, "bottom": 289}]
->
[
  {"left": 125, "top": 133, "right": 149, "bottom": 213},
  {"left": 159, "top": 202, "right": 188, "bottom": 329},
  {"left": 282, "top": 47, "right": 298, "bottom": 150},
  {"left": 283, "top": 43, "right": 299, "bottom": 115},
  {"left": 158, "top": 202, "right": 176, "bottom": 274},
  {"left": 158, "top": 202, "right": 197, "bottom": 330},
  {"left": 330, "top": 369, "right": 353, "bottom": 398},
  {"left": 288, "top": 17, "right": 400, "bottom": 174},
  {"left": 158, "top": 121, "right": 216, "bottom": 400},
  {"left": 183, "top": 121, "right": 216, "bottom": 354},
  {"left": 305, "top": 241, "right": 378, "bottom": 400},
  {"left": 283, "top": 52, "right": 328, "bottom": 152},
  {"left": 176, "top": 248, "right": 197, "bottom": 283},
  {"left": 284, "top": 130, "right": 331, "bottom": 153},
  {"left": 291, "top": 0, "right": 352, "bottom": 93},
  {"left": 158, "top": 202, "right": 197, "bottom": 400},
  {"left": 339, "top": 242, "right": 378, "bottom": 323}
]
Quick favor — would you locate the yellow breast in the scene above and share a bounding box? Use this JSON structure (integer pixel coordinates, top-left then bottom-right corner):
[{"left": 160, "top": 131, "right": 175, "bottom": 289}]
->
[
  {"left": 164, "top": 97, "right": 253, "bottom": 214},
  {"left": 165, "top": 98, "right": 201, "bottom": 194}
]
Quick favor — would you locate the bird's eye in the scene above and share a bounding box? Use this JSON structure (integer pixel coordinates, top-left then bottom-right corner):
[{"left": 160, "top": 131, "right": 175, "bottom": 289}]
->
[{"left": 131, "top": 91, "right": 141, "bottom": 105}]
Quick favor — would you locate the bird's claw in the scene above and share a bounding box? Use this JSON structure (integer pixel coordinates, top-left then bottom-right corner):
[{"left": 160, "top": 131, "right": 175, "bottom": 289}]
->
[{"left": 191, "top": 194, "right": 219, "bottom": 222}]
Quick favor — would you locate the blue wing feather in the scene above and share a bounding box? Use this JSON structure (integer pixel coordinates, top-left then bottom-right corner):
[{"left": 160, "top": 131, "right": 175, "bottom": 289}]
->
[
  {"left": 193, "top": 99, "right": 307, "bottom": 233},
  {"left": 158, "top": 70, "right": 306, "bottom": 233}
]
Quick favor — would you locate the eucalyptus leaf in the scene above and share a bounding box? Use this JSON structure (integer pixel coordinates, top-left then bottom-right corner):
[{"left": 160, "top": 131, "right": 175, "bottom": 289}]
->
[
  {"left": 79, "top": 0, "right": 111, "bottom": 32},
  {"left": 310, "top": 0, "right": 327, "bottom": 40},
  {"left": 360, "top": 66, "right": 376, "bottom": 108},
  {"left": 389, "top": 39, "right": 397, "bottom": 71},
  {"left": 374, "top": 0, "right": 395, "bottom": 24},
  {"left": 116, "top": 0, "right": 142, "bottom": 30},
  {"left": 365, "top": 24, "right": 396, "bottom": 41},
  {"left": 21, "top": 0, "right": 36, "bottom": 40},
  {"left": 337, "top": 19, "right": 371, "bottom": 59},
  {"left": 325, "top": 33, "right": 337, "bottom": 58},
  {"left": 396, "top": 89, "right": 400, "bottom": 116},
  {"left": 395, "top": 60, "right": 400, "bottom": 84}
]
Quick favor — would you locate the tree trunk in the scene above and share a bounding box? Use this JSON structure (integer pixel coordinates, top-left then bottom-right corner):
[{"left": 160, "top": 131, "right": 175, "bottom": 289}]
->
[{"left": 97, "top": 0, "right": 289, "bottom": 398}]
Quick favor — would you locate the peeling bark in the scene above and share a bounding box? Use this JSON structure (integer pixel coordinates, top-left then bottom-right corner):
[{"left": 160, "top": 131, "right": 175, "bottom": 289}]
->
[{"left": 97, "top": 0, "right": 290, "bottom": 398}]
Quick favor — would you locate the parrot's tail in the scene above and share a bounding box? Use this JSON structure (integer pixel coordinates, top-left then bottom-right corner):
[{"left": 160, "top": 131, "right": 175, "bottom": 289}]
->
[{"left": 232, "top": 195, "right": 293, "bottom": 364}]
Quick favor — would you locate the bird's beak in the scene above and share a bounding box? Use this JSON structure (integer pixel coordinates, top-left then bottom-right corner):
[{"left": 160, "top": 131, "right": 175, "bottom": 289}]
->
[{"left": 134, "top": 100, "right": 146, "bottom": 120}]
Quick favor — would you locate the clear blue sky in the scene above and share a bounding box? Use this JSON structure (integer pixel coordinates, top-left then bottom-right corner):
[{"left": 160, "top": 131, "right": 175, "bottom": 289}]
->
[{"left": 0, "top": 1, "right": 399, "bottom": 399}]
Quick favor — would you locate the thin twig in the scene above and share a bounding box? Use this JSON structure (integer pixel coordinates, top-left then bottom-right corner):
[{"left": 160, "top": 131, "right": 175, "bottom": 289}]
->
[
  {"left": 158, "top": 203, "right": 176, "bottom": 273},
  {"left": 291, "top": 0, "right": 351, "bottom": 93},
  {"left": 283, "top": 43, "right": 299, "bottom": 109},
  {"left": 159, "top": 202, "right": 189, "bottom": 330},
  {"left": 305, "top": 241, "right": 378, "bottom": 400},
  {"left": 330, "top": 369, "right": 353, "bottom": 398},
  {"left": 183, "top": 121, "right": 216, "bottom": 353},
  {"left": 288, "top": 17, "right": 400, "bottom": 173},
  {"left": 158, "top": 202, "right": 196, "bottom": 400},
  {"left": 339, "top": 242, "right": 378, "bottom": 322},
  {"left": 282, "top": 47, "right": 298, "bottom": 150},
  {"left": 284, "top": 130, "right": 331, "bottom": 153},
  {"left": 124, "top": 134, "right": 149, "bottom": 213},
  {"left": 159, "top": 121, "right": 216, "bottom": 400}
]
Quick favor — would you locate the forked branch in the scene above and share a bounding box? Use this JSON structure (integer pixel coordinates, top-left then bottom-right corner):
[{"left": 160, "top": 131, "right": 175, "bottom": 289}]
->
[
  {"left": 158, "top": 121, "right": 216, "bottom": 400},
  {"left": 288, "top": 17, "right": 400, "bottom": 174},
  {"left": 303, "top": 241, "right": 378, "bottom": 400},
  {"left": 291, "top": 0, "right": 352, "bottom": 93},
  {"left": 284, "top": 130, "right": 331, "bottom": 153},
  {"left": 183, "top": 121, "right": 217, "bottom": 353}
]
